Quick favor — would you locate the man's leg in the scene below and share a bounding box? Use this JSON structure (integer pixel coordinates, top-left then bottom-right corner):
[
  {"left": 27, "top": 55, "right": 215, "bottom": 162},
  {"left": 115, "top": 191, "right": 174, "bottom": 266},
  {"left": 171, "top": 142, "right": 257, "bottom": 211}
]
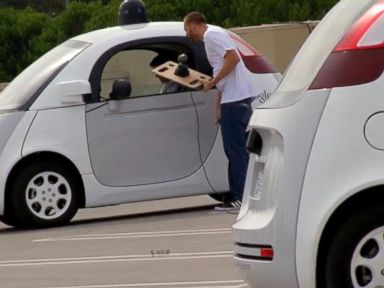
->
[{"left": 220, "top": 101, "right": 252, "bottom": 202}]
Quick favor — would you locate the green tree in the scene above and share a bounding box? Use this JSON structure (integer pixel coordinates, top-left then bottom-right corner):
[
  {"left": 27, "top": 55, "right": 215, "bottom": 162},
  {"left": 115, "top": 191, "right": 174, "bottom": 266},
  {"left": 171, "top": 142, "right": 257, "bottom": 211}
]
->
[
  {"left": 0, "top": 0, "right": 340, "bottom": 82},
  {"left": 0, "top": 7, "right": 49, "bottom": 81},
  {"left": 0, "top": 0, "right": 65, "bottom": 13}
]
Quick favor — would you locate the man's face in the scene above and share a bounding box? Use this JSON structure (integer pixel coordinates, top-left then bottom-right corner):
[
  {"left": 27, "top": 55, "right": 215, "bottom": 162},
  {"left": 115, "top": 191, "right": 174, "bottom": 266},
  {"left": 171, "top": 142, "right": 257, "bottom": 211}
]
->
[{"left": 184, "top": 22, "right": 200, "bottom": 43}]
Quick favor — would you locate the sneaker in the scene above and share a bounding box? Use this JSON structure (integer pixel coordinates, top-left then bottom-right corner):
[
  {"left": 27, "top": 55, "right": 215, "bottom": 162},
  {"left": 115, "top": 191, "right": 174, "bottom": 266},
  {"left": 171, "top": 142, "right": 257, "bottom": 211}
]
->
[{"left": 214, "top": 200, "right": 242, "bottom": 211}]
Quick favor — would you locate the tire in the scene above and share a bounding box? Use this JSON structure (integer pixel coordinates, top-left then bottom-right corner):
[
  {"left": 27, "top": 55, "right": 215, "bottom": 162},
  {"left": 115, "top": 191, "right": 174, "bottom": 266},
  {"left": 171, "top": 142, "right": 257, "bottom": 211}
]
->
[
  {"left": 9, "top": 162, "right": 80, "bottom": 228},
  {"left": 1, "top": 205, "right": 22, "bottom": 228},
  {"left": 323, "top": 205, "right": 384, "bottom": 288},
  {"left": 209, "top": 192, "right": 230, "bottom": 203}
]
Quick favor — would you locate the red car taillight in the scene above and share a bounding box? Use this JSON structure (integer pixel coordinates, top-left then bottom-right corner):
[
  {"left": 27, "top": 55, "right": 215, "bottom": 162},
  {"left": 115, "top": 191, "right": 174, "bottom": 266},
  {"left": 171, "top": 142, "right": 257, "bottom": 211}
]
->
[{"left": 310, "top": 0, "right": 384, "bottom": 90}]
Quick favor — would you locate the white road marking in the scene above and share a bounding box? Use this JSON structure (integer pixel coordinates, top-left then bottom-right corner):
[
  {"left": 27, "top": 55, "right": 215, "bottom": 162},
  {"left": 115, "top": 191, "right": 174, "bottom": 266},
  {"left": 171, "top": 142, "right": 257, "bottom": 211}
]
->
[
  {"left": 44, "top": 280, "right": 244, "bottom": 288},
  {"left": 33, "top": 228, "right": 232, "bottom": 242},
  {"left": 0, "top": 251, "right": 233, "bottom": 267}
]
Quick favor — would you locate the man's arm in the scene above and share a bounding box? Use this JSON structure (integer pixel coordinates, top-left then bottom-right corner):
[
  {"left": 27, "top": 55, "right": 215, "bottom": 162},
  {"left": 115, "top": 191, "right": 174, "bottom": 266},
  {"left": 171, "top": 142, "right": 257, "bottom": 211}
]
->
[{"left": 203, "top": 49, "right": 239, "bottom": 92}]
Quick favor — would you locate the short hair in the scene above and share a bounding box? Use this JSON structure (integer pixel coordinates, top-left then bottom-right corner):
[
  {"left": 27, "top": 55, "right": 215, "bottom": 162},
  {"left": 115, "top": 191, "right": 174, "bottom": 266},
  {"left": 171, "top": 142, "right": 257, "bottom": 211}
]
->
[{"left": 184, "top": 11, "right": 207, "bottom": 25}]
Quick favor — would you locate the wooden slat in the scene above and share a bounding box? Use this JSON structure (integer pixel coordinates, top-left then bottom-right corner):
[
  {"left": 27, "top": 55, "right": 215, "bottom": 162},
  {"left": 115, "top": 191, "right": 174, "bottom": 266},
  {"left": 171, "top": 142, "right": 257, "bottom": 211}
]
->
[{"left": 152, "top": 61, "right": 211, "bottom": 90}]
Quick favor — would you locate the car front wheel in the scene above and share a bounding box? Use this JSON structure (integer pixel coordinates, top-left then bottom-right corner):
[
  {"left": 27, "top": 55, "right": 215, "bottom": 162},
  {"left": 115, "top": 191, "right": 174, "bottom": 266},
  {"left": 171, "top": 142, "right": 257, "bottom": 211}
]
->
[
  {"left": 10, "top": 162, "right": 79, "bottom": 228},
  {"left": 324, "top": 205, "right": 384, "bottom": 288}
]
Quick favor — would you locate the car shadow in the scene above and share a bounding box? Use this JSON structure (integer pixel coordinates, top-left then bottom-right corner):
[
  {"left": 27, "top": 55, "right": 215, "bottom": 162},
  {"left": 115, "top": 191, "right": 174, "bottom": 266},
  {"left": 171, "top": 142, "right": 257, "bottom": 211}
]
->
[
  {"left": 70, "top": 203, "right": 217, "bottom": 226},
  {"left": 0, "top": 204, "right": 217, "bottom": 234}
]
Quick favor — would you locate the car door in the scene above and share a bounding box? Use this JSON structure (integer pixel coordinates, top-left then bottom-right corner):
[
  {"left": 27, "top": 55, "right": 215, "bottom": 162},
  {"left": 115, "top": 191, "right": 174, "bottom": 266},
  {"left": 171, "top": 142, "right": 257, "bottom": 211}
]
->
[{"left": 85, "top": 46, "right": 201, "bottom": 187}]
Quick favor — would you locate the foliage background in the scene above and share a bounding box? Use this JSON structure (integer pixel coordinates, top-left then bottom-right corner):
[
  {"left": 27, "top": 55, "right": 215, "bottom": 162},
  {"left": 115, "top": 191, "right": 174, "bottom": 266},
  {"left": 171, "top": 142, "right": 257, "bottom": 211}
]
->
[{"left": 0, "top": 0, "right": 338, "bottom": 81}]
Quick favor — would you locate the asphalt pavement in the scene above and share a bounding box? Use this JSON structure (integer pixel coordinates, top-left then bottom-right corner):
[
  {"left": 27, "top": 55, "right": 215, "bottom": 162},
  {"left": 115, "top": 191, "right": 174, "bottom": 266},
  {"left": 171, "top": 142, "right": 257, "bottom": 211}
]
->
[{"left": 0, "top": 195, "right": 248, "bottom": 288}]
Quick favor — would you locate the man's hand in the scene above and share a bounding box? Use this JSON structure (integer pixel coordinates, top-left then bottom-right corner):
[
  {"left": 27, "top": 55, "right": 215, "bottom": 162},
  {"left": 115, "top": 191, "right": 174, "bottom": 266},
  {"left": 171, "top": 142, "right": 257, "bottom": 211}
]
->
[
  {"left": 201, "top": 49, "right": 239, "bottom": 92},
  {"left": 202, "top": 80, "right": 216, "bottom": 92}
]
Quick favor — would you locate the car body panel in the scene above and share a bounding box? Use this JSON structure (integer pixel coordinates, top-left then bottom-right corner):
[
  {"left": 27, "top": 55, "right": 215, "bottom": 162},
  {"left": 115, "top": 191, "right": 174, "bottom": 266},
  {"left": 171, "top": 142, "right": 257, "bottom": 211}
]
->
[
  {"left": 201, "top": 127, "right": 229, "bottom": 193},
  {"left": 0, "top": 111, "right": 37, "bottom": 215},
  {"left": 83, "top": 166, "right": 212, "bottom": 208},
  {"left": 191, "top": 90, "right": 220, "bottom": 162},
  {"left": 0, "top": 112, "right": 25, "bottom": 157},
  {"left": 22, "top": 106, "right": 92, "bottom": 174},
  {"left": 233, "top": 89, "right": 330, "bottom": 288},
  {"left": 86, "top": 91, "right": 201, "bottom": 187},
  {"left": 297, "top": 75, "right": 384, "bottom": 287}
]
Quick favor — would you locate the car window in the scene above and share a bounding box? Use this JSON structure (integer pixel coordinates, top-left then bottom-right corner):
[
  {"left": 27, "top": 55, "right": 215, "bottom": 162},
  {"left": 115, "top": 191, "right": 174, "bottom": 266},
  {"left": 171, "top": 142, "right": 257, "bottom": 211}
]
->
[
  {"left": 100, "top": 49, "right": 161, "bottom": 100},
  {"left": 100, "top": 47, "right": 189, "bottom": 100}
]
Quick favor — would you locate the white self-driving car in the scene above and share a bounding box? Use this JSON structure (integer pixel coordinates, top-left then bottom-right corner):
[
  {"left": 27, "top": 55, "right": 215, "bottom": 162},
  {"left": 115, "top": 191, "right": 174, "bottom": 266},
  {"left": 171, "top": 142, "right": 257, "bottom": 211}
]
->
[
  {"left": 0, "top": 22, "right": 279, "bottom": 228},
  {"left": 233, "top": 0, "right": 384, "bottom": 287}
]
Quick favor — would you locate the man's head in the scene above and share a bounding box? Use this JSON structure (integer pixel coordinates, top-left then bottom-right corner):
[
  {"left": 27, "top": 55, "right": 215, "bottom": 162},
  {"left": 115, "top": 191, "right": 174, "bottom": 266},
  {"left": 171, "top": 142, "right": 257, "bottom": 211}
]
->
[{"left": 184, "top": 11, "right": 207, "bottom": 43}]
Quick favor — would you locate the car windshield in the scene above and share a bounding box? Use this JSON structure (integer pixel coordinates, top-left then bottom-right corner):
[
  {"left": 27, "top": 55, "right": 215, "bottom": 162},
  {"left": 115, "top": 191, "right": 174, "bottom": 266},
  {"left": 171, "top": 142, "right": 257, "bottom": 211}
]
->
[
  {"left": 262, "top": 0, "right": 376, "bottom": 108},
  {"left": 0, "top": 40, "right": 90, "bottom": 111}
]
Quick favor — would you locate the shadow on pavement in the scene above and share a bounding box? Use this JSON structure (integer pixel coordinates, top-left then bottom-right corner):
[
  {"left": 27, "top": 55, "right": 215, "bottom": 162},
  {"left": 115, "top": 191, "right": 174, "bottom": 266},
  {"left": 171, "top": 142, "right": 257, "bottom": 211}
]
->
[{"left": 0, "top": 203, "right": 216, "bottom": 234}]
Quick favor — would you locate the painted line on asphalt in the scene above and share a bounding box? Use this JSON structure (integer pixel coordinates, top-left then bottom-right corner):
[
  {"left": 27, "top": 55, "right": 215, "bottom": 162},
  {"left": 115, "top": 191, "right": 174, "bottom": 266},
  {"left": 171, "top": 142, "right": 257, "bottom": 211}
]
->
[
  {"left": 44, "top": 279, "right": 244, "bottom": 288},
  {"left": 33, "top": 228, "right": 232, "bottom": 242},
  {"left": 0, "top": 251, "right": 234, "bottom": 267}
]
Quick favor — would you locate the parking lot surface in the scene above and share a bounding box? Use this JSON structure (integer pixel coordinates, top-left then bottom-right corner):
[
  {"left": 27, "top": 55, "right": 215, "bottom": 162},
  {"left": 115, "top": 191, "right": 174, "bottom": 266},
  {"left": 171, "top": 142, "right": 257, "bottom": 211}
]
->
[{"left": 0, "top": 195, "right": 248, "bottom": 288}]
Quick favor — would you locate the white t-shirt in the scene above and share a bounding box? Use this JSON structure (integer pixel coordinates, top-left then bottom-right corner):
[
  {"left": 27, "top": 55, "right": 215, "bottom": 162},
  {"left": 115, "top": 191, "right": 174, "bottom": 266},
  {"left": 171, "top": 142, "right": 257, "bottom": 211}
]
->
[{"left": 203, "top": 25, "right": 253, "bottom": 104}]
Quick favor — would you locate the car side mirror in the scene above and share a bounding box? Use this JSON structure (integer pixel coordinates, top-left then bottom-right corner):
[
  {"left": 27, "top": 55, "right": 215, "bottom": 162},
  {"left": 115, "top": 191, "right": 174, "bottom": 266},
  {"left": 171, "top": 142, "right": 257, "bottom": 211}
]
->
[
  {"left": 110, "top": 79, "right": 132, "bottom": 100},
  {"left": 108, "top": 79, "right": 132, "bottom": 112},
  {"left": 58, "top": 80, "right": 91, "bottom": 105}
]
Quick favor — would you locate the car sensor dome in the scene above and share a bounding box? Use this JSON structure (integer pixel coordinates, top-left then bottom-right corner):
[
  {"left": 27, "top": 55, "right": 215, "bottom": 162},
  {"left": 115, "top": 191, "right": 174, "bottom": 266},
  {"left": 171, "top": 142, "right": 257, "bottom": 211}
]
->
[{"left": 118, "top": 0, "right": 149, "bottom": 25}]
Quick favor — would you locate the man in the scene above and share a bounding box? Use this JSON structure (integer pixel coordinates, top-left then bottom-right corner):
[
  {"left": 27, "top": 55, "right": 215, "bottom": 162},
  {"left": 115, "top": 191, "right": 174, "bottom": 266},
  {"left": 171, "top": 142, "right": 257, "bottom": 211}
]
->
[
  {"left": 150, "top": 54, "right": 183, "bottom": 94},
  {"left": 184, "top": 11, "right": 253, "bottom": 211}
]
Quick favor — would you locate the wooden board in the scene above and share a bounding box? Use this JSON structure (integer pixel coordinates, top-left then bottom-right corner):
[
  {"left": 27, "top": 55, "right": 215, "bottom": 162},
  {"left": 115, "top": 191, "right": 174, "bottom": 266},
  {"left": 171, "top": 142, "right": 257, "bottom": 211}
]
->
[{"left": 152, "top": 61, "right": 212, "bottom": 90}]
